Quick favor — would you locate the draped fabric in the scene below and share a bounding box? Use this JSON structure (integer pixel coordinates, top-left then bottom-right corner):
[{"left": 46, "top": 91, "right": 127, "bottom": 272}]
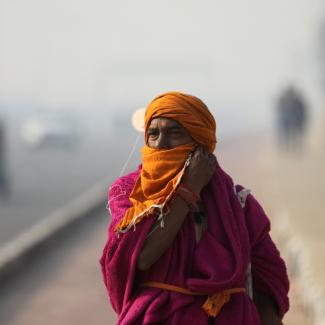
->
[{"left": 100, "top": 163, "right": 290, "bottom": 324}]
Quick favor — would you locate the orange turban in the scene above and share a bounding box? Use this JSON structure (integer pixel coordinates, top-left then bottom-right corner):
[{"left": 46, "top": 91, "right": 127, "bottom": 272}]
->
[
  {"left": 145, "top": 91, "right": 217, "bottom": 153},
  {"left": 114, "top": 91, "right": 217, "bottom": 233}
]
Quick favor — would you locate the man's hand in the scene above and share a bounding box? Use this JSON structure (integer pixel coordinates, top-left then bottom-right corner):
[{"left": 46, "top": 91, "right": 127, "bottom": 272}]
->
[{"left": 184, "top": 146, "right": 216, "bottom": 194}]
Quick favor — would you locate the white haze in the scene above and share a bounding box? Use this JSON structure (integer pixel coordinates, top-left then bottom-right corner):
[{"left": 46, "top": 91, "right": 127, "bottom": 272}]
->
[{"left": 0, "top": 0, "right": 324, "bottom": 137}]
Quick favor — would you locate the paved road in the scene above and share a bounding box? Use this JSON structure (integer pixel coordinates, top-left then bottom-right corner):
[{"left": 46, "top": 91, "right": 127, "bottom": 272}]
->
[
  {"left": 0, "top": 206, "right": 117, "bottom": 325},
  {"left": 220, "top": 134, "right": 316, "bottom": 324},
  {"left": 0, "top": 115, "right": 141, "bottom": 247},
  {"left": 0, "top": 131, "right": 318, "bottom": 324}
]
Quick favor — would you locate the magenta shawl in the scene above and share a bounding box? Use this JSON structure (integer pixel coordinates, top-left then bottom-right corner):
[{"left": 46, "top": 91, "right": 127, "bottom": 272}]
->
[{"left": 100, "top": 162, "right": 289, "bottom": 324}]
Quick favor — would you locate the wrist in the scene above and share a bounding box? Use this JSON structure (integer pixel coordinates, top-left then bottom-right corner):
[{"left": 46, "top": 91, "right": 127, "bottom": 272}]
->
[
  {"left": 182, "top": 180, "right": 202, "bottom": 195},
  {"left": 175, "top": 184, "right": 200, "bottom": 210}
]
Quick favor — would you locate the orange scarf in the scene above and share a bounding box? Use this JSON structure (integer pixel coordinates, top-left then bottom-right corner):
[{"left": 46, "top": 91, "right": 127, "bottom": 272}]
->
[
  {"left": 114, "top": 91, "right": 217, "bottom": 233},
  {"left": 115, "top": 143, "right": 195, "bottom": 232}
]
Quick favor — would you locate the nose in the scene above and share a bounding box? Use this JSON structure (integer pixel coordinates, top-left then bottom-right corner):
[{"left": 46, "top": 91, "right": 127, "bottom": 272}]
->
[{"left": 156, "top": 134, "right": 170, "bottom": 149}]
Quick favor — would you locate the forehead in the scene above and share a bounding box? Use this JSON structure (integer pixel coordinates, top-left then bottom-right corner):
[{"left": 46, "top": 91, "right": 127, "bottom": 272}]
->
[{"left": 148, "top": 117, "right": 182, "bottom": 129}]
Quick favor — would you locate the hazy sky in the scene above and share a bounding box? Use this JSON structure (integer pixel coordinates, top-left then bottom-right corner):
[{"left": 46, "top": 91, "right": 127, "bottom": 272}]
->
[{"left": 0, "top": 0, "right": 324, "bottom": 127}]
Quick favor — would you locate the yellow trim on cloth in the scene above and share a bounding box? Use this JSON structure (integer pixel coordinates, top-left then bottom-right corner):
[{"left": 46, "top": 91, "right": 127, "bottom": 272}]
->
[{"left": 141, "top": 281, "right": 246, "bottom": 318}]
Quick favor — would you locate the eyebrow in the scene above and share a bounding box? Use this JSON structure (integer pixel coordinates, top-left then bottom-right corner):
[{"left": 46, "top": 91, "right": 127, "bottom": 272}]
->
[
  {"left": 147, "top": 125, "right": 184, "bottom": 133},
  {"left": 168, "top": 125, "right": 183, "bottom": 131}
]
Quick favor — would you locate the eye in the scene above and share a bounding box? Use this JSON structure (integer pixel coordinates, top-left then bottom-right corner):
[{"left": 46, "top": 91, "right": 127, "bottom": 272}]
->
[{"left": 147, "top": 130, "right": 159, "bottom": 138}]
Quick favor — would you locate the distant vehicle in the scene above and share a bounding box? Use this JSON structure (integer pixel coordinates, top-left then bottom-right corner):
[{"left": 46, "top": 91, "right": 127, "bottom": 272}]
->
[{"left": 21, "top": 112, "right": 81, "bottom": 149}]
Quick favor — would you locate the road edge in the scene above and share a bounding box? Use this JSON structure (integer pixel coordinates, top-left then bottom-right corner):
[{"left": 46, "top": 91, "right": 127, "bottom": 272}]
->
[{"left": 0, "top": 180, "right": 108, "bottom": 284}]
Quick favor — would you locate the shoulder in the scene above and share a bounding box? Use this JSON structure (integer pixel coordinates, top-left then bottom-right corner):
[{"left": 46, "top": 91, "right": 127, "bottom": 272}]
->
[
  {"left": 107, "top": 167, "right": 141, "bottom": 227},
  {"left": 234, "top": 184, "right": 251, "bottom": 208},
  {"left": 235, "top": 184, "right": 271, "bottom": 245},
  {"left": 234, "top": 184, "right": 267, "bottom": 217},
  {"left": 109, "top": 167, "right": 141, "bottom": 200}
]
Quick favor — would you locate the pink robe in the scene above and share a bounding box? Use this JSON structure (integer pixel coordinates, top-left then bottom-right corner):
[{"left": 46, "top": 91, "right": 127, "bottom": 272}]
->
[{"left": 100, "top": 163, "right": 289, "bottom": 324}]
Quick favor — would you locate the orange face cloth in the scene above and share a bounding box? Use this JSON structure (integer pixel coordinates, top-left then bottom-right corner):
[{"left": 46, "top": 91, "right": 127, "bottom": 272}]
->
[{"left": 114, "top": 91, "right": 217, "bottom": 233}]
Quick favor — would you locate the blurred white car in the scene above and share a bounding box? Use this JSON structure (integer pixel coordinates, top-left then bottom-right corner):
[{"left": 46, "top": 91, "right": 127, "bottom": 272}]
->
[{"left": 21, "top": 113, "right": 81, "bottom": 149}]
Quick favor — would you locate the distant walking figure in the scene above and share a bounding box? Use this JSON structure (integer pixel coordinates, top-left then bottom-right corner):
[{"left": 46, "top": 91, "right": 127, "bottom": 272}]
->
[
  {"left": 276, "top": 86, "right": 308, "bottom": 151},
  {"left": 100, "top": 91, "right": 289, "bottom": 324}
]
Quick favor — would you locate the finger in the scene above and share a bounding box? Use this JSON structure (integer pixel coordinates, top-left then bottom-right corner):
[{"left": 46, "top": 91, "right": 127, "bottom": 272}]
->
[
  {"left": 200, "top": 146, "right": 208, "bottom": 154},
  {"left": 208, "top": 153, "right": 216, "bottom": 160},
  {"left": 194, "top": 146, "right": 204, "bottom": 157},
  {"left": 192, "top": 147, "right": 201, "bottom": 158},
  {"left": 190, "top": 147, "right": 202, "bottom": 163},
  {"left": 208, "top": 153, "right": 217, "bottom": 165},
  {"left": 192, "top": 144, "right": 200, "bottom": 153}
]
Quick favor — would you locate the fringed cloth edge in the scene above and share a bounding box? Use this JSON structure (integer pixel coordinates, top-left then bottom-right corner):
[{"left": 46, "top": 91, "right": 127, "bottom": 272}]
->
[{"left": 113, "top": 152, "right": 193, "bottom": 235}]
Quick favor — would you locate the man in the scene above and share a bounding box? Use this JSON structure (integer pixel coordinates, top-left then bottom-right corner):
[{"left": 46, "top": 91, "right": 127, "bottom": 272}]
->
[{"left": 100, "top": 91, "right": 289, "bottom": 324}]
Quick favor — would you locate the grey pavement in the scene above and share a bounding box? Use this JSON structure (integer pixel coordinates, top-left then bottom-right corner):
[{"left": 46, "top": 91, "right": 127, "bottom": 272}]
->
[
  {"left": 264, "top": 130, "right": 325, "bottom": 324},
  {"left": 213, "top": 132, "right": 320, "bottom": 324},
  {"left": 0, "top": 129, "right": 321, "bottom": 324},
  {"left": 0, "top": 122, "right": 141, "bottom": 247},
  {"left": 222, "top": 124, "right": 324, "bottom": 324},
  {"left": 0, "top": 206, "right": 117, "bottom": 325}
]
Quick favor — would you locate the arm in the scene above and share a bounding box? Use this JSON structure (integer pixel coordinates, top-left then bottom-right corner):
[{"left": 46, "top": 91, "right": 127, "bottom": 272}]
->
[
  {"left": 250, "top": 231, "right": 289, "bottom": 322},
  {"left": 243, "top": 194, "right": 289, "bottom": 322},
  {"left": 137, "top": 195, "right": 190, "bottom": 271},
  {"left": 137, "top": 147, "right": 216, "bottom": 271},
  {"left": 254, "top": 289, "right": 280, "bottom": 325}
]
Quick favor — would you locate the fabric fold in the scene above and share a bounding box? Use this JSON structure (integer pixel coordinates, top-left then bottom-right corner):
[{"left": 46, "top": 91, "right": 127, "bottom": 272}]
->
[{"left": 100, "top": 163, "right": 289, "bottom": 324}]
